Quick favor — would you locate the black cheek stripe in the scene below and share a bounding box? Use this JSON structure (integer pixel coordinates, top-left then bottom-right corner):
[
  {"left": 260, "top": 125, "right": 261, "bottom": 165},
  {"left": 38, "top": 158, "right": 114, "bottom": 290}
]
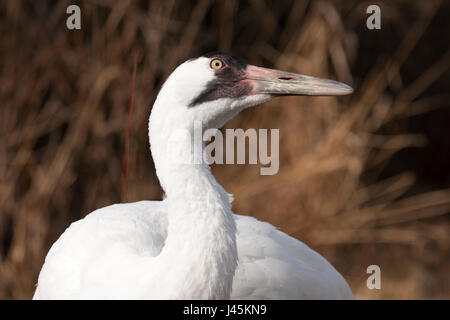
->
[
  {"left": 188, "top": 52, "right": 250, "bottom": 107},
  {"left": 188, "top": 80, "right": 252, "bottom": 107}
]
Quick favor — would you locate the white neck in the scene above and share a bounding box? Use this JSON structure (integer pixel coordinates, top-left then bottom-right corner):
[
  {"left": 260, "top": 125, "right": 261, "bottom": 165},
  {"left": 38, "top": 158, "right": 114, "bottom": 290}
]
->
[{"left": 148, "top": 96, "right": 237, "bottom": 299}]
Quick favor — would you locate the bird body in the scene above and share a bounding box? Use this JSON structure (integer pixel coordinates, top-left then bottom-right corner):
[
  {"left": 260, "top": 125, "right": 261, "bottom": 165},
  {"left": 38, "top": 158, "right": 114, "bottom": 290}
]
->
[
  {"left": 34, "top": 201, "right": 352, "bottom": 299},
  {"left": 34, "top": 52, "right": 354, "bottom": 299}
]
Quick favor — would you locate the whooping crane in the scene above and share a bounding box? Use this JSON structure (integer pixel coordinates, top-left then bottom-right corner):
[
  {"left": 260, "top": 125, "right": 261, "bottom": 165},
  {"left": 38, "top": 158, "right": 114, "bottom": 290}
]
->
[{"left": 34, "top": 52, "right": 354, "bottom": 299}]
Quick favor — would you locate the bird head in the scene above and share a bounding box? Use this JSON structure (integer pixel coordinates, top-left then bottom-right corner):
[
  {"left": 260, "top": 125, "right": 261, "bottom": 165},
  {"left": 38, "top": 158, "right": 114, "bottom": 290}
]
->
[{"left": 152, "top": 51, "right": 353, "bottom": 130}]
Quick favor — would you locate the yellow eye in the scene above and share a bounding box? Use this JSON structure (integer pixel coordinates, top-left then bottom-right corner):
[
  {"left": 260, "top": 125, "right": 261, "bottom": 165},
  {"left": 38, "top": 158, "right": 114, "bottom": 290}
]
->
[{"left": 210, "top": 58, "right": 225, "bottom": 70}]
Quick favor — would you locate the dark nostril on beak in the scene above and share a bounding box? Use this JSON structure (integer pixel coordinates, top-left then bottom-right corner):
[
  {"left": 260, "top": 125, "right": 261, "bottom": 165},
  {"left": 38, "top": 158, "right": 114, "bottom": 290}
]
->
[{"left": 278, "top": 77, "right": 294, "bottom": 81}]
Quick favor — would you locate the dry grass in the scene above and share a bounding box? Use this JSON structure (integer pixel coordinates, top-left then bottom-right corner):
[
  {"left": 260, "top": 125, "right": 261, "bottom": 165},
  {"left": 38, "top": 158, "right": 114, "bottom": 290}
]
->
[{"left": 0, "top": 0, "right": 449, "bottom": 299}]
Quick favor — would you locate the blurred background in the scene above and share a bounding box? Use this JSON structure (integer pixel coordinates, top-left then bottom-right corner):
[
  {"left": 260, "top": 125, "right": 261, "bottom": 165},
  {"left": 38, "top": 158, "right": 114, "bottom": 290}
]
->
[{"left": 0, "top": 0, "right": 449, "bottom": 299}]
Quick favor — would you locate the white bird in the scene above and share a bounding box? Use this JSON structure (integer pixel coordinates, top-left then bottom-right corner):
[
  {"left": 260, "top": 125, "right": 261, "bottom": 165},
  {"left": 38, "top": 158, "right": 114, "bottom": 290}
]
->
[{"left": 34, "top": 52, "right": 354, "bottom": 300}]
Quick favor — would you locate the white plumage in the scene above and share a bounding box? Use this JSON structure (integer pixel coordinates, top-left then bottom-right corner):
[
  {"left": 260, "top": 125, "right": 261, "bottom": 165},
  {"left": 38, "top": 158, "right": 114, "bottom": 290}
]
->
[
  {"left": 34, "top": 201, "right": 352, "bottom": 299},
  {"left": 34, "top": 53, "right": 354, "bottom": 299}
]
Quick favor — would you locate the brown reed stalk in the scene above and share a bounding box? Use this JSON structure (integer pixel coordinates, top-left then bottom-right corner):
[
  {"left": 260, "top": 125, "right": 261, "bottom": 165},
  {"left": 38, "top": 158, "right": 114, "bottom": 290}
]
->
[{"left": 121, "top": 51, "right": 139, "bottom": 203}]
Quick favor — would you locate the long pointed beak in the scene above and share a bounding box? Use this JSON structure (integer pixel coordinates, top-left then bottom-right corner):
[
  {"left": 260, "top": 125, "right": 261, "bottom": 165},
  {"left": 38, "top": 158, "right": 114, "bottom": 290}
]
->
[{"left": 245, "top": 65, "right": 353, "bottom": 96}]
